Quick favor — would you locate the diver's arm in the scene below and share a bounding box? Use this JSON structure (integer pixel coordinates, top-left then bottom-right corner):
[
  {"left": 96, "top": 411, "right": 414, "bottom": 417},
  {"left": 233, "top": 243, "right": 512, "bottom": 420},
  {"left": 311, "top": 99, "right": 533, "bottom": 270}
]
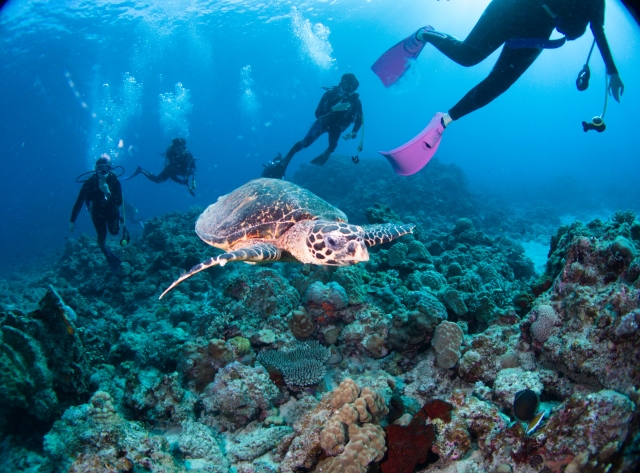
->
[
  {"left": 70, "top": 182, "right": 89, "bottom": 222},
  {"left": 591, "top": 0, "right": 618, "bottom": 75},
  {"left": 351, "top": 100, "right": 363, "bottom": 134},
  {"left": 591, "top": 0, "right": 623, "bottom": 101}
]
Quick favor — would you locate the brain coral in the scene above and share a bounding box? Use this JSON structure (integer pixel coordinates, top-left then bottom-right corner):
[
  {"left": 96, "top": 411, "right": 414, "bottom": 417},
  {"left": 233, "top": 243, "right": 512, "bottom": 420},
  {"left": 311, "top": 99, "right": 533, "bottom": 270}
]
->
[
  {"left": 432, "top": 321, "right": 464, "bottom": 369},
  {"left": 530, "top": 304, "right": 558, "bottom": 343}
]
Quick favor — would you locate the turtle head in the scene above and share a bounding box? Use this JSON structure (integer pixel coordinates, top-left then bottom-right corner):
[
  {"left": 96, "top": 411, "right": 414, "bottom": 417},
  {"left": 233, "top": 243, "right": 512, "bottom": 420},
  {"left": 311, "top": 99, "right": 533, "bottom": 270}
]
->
[{"left": 302, "top": 221, "right": 368, "bottom": 265}]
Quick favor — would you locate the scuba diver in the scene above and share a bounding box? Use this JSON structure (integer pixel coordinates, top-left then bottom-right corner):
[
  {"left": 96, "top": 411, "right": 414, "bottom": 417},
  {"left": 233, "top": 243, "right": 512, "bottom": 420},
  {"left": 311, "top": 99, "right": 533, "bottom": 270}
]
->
[
  {"left": 124, "top": 201, "right": 145, "bottom": 228},
  {"left": 372, "top": 0, "right": 625, "bottom": 176},
  {"left": 126, "top": 138, "right": 197, "bottom": 196},
  {"left": 262, "top": 73, "right": 363, "bottom": 179},
  {"left": 69, "top": 154, "right": 123, "bottom": 273}
]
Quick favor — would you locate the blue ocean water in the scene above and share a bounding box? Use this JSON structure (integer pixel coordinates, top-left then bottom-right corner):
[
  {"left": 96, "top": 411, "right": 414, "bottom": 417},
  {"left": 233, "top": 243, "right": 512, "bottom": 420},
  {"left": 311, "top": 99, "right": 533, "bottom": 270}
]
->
[{"left": 0, "top": 0, "right": 638, "bottom": 276}]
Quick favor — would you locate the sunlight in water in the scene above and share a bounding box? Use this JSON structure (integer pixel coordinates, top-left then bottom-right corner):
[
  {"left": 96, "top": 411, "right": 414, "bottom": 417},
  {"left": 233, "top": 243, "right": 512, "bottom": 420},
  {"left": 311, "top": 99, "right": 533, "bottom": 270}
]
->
[
  {"left": 158, "top": 81, "right": 193, "bottom": 138},
  {"left": 290, "top": 6, "right": 336, "bottom": 70}
]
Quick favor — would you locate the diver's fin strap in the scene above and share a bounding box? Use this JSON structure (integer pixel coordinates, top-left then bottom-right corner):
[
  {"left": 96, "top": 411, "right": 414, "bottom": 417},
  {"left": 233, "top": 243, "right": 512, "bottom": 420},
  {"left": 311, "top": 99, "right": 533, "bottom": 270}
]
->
[
  {"left": 362, "top": 223, "right": 415, "bottom": 247},
  {"left": 159, "top": 243, "right": 281, "bottom": 299},
  {"left": 506, "top": 36, "right": 566, "bottom": 49}
]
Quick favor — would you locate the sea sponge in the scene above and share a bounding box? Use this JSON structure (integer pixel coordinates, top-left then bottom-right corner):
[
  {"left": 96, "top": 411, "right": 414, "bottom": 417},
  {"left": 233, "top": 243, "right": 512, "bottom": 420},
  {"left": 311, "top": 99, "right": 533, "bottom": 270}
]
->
[
  {"left": 432, "top": 321, "right": 464, "bottom": 369},
  {"left": 530, "top": 304, "right": 558, "bottom": 343},
  {"left": 288, "top": 306, "right": 315, "bottom": 340}
]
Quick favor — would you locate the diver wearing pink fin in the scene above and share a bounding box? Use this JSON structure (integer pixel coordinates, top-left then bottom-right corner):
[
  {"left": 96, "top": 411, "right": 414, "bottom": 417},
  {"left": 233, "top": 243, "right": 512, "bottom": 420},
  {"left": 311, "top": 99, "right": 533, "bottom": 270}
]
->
[
  {"left": 379, "top": 112, "right": 448, "bottom": 176},
  {"left": 373, "top": 0, "right": 624, "bottom": 176}
]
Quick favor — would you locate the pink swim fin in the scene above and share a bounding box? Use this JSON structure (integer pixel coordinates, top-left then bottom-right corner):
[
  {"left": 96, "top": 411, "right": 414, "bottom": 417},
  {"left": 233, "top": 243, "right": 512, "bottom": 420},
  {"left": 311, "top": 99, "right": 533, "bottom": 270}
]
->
[
  {"left": 371, "top": 27, "right": 429, "bottom": 87},
  {"left": 379, "top": 112, "right": 445, "bottom": 176}
]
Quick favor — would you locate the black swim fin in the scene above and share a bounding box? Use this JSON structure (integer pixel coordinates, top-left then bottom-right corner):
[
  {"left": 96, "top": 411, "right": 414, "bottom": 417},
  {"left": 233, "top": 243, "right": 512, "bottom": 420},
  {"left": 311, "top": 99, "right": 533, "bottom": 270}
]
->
[
  {"left": 101, "top": 247, "right": 122, "bottom": 273},
  {"left": 124, "top": 166, "right": 144, "bottom": 181},
  {"left": 310, "top": 152, "right": 330, "bottom": 166}
]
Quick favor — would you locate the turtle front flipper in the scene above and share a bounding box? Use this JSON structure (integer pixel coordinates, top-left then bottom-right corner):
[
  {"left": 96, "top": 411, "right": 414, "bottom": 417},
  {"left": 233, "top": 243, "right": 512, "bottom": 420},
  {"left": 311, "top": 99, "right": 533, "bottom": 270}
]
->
[
  {"left": 362, "top": 223, "right": 415, "bottom": 247},
  {"left": 159, "top": 243, "right": 281, "bottom": 299}
]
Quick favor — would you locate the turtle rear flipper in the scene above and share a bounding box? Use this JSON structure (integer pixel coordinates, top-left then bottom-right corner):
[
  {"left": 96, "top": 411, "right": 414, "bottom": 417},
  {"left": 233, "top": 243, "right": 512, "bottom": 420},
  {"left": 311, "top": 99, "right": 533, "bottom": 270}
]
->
[
  {"left": 159, "top": 243, "right": 281, "bottom": 299},
  {"left": 362, "top": 223, "right": 415, "bottom": 247}
]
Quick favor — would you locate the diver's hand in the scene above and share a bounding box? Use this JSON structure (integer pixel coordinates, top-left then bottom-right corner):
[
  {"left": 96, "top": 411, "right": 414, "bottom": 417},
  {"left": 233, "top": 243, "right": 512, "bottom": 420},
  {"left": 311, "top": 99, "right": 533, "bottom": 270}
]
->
[
  {"left": 331, "top": 102, "right": 350, "bottom": 112},
  {"left": 608, "top": 73, "right": 624, "bottom": 102},
  {"left": 342, "top": 132, "right": 357, "bottom": 140},
  {"left": 99, "top": 180, "right": 111, "bottom": 198},
  {"left": 69, "top": 222, "right": 75, "bottom": 233}
]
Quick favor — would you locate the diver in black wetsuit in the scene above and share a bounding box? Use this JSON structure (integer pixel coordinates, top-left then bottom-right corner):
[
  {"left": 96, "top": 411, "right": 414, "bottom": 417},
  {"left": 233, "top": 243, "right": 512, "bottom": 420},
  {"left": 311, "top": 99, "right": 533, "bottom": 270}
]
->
[
  {"left": 126, "top": 138, "right": 197, "bottom": 196},
  {"left": 69, "top": 154, "right": 123, "bottom": 272},
  {"left": 415, "top": 0, "right": 624, "bottom": 130},
  {"left": 262, "top": 73, "right": 363, "bottom": 179}
]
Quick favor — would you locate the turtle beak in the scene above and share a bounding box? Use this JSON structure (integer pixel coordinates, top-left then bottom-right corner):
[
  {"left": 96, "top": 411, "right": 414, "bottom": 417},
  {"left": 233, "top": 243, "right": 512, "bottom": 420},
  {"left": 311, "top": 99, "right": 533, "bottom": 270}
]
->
[{"left": 346, "top": 239, "right": 368, "bottom": 263}]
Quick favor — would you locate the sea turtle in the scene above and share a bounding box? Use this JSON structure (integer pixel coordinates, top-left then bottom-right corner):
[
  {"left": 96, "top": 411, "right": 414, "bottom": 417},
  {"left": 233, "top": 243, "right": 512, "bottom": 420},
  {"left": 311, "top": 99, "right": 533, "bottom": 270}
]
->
[{"left": 159, "top": 178, "right": 414, "bottom": 298}]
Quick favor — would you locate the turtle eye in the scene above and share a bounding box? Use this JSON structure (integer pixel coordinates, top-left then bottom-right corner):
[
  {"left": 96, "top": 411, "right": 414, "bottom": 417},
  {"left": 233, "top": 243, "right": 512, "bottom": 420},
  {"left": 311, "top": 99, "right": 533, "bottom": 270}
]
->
[{"left": 324, "top": 234, "right": 343, "bottom": 249}]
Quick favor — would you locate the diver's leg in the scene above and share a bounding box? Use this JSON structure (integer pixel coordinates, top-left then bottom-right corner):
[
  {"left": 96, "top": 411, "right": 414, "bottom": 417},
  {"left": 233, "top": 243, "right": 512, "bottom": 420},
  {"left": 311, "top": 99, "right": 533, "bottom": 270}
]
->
[
  {"left": 282, "top": 121, "right": 325, "bottom": 166},
  {"left": 94, "top": 210, "right": 121, "bottom": 272},
  {"left": 263, "top": 121, "right": 326, "bottom": 178},
  {"left": 107, "top": 210, "right": 121, "bottom": 236},
  {"left": 170, "top": 175, "right": 189, "bottom": 185},
  {"left": 141, "top": 167, "right": 171, "bottom": 183},
  {"left": 422, "top": 0, "right": 548, "bottom": 67},
  {"left": 448, "top": 46, "right": 542, "bottom": 120},
  {"left": 311, "top": 126, "right": 340, "bottom": 166},
  {"left": 92, "top": 211, "right": 108, "bottom": 249}
]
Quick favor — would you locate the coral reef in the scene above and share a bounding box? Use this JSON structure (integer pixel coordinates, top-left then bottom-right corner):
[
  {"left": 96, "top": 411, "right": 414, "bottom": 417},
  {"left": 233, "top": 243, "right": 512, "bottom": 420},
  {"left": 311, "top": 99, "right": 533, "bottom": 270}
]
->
[{"left": 0, "top": 159, "right": 639, "bottom": 472}]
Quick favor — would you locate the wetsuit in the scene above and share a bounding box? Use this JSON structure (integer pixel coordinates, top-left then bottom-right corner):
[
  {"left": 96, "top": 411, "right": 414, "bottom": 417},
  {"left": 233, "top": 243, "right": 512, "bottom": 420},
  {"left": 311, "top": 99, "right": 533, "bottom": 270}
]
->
[
  {"left": 282, "top": 87, "right": 363, "bottom": 167},
  {"left": 143, "top": 152, "right": 196, "bottom": 185},
  {"left": 70, "top": 173, "right": 122, "bottom": 267},
  {"left": 423, "top": 0, "right": 618, "bottom": 120},
  {"left": 130, "top": 148, "right": 196, "bottom": 195}
]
